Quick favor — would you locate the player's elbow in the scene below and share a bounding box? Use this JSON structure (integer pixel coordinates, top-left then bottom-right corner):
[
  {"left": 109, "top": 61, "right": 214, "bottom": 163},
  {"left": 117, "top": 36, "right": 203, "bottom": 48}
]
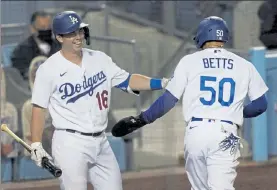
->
[
  {"left": 254, "top": 95, "right": 267, "bottom": 114},
  {"left": 259, "top": 98, "right": 268, "bottom": 114},
  {"left": 243, "top": 94, "right": 268, "bottom": 118},
  {"left": 256, "top": 104, "right": 267, "bottom": 116}
]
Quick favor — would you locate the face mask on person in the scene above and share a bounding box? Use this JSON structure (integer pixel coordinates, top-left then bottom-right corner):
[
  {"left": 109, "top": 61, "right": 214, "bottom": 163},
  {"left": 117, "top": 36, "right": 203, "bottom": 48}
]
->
[{"left": 37, "top": 29, "right": 53, "bottom": 44}]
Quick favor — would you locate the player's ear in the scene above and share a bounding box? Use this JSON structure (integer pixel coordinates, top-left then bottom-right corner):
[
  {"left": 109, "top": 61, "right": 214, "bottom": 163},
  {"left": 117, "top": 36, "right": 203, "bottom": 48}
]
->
[{"left": 56, "top": 35, "right": 63, "bottom": 43}]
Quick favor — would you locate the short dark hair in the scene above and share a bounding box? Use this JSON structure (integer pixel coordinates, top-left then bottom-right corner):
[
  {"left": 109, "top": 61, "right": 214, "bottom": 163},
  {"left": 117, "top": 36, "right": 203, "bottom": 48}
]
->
[{"left": 30, "top": 11, "right": 50, "bottom": 25}]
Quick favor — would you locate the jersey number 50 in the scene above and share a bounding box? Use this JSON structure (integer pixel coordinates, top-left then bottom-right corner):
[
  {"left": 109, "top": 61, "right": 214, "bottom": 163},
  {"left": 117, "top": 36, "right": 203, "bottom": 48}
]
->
[{"left": 200, "top": 76, "right": 235, "bottom": 107}]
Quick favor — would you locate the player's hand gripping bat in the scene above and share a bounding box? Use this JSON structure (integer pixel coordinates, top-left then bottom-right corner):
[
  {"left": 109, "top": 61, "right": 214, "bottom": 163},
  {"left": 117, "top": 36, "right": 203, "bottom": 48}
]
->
[{"left": 1, "top": 124, "right": 62, "bottom": 178}]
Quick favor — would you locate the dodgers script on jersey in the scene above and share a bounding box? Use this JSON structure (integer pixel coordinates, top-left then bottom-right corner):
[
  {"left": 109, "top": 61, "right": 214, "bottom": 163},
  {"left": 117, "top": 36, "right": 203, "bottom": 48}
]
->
[
  {"left": 166, "top": 48, "right": 268, "bottom": 126},
  {"left": 31, "top": 48, "right": 130, "bottom": 133}
]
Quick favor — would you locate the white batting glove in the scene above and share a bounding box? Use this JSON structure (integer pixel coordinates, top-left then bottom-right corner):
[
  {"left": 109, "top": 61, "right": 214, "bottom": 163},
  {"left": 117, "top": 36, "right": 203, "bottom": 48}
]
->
[
  {"left": 161, "top": 78, "right": 170, "bottom": 88},
  {"left": 30, "top": 142, "right": 52, "bottom": 168}
]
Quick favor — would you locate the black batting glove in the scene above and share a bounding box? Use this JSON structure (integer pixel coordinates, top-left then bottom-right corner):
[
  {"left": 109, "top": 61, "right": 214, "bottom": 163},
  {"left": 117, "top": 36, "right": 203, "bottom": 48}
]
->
[{"left": 111, "top": 113, "right": 147, "bottom": 137}]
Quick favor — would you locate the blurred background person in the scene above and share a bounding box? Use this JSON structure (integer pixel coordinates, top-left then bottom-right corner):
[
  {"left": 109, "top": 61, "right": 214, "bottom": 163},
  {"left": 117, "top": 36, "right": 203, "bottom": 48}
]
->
[
  {"left": 21, "top": 57, "right": 54, "bottom": 156},
  {"left": 1, "top": 66, "right": 19, "bottom": 160},
  {"left": 11, "top": 11, "right": 60, "bottom": 80},
  {"left": 258, "top": 0, "right": 277, "bottom": 50}
]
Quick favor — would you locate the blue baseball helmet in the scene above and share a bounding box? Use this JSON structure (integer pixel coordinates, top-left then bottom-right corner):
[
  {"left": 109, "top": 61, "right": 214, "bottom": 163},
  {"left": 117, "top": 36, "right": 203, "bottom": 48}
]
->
[
  {"left": 52, "top": 11, "right": 90, "bottom": 45},
  {"left": 193, "top": 16, "right": 229, "bottom": 49}
]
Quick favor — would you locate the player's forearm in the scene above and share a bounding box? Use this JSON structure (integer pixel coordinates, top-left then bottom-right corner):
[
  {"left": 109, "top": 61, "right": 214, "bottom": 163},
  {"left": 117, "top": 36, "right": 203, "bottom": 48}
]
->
[
  {"left": 31, "top": 105, "right": 46, "bottom": 143},
  {"left": 141, "top": 90, "right": 178, "bottom": 123},
  {"left": 129, "top": 74, "right": 167, "bottom": 90}
]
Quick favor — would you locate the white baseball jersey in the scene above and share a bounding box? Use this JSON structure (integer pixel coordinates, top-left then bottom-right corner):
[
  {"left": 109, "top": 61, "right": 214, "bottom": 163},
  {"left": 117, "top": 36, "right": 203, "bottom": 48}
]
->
[
  {"left": 32, "top": 48, "right": 130, "bottom": 133},
  {"left": 166, "top": 48, "right": 268, "bottom": 126}
]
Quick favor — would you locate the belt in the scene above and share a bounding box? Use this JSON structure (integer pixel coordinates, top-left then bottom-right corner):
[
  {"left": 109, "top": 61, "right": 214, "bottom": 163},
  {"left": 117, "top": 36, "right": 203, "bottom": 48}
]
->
[
  {"left": 191, "top": 117, "right": 235, "bottom": 125},
  {"left": 60, "top": 129, "right": 104, "bottom": 137}
]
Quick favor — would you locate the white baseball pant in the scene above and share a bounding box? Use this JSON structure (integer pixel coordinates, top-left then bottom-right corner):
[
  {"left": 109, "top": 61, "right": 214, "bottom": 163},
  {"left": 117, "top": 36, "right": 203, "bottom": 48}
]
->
[
  {"left": 184, "top": 118, "right": 241, "bottom": 190},
  {"left": 51, "top": 130, "right": 122, "bottom": 190}
]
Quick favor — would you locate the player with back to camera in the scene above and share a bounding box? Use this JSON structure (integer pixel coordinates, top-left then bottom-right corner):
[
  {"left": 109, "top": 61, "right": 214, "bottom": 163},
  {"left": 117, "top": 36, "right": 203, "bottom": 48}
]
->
[
  {"left": 29, "top": 11, "right": 169, "bottom": 190},
  {"left": 111, "top": 16, "right": 269, "bottom": 190}
]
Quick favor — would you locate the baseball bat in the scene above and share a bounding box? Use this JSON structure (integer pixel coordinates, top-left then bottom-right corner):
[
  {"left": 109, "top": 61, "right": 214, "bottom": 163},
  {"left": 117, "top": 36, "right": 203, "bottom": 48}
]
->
[{"left": 1, "top": 124, "right": 62, "bottom": 178}]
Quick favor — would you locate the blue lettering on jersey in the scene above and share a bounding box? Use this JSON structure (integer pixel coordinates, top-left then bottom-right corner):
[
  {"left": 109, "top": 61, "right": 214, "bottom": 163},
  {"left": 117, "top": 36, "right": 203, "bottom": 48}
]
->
[
  {"left": 202, "top": 58, "right": 233, "bottom": 70},
  {"left": 59, "top": 71, "right": 107, "bottom": 104}
]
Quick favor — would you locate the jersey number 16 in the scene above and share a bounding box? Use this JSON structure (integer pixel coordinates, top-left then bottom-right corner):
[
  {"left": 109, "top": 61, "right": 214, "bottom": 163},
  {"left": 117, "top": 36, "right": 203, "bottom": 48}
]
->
[
  {"left": 200, "top": 76, "right": 235, "bottom": 107},
  {"left": 96, "top": 90, "right": 108, "bottom": 110}
]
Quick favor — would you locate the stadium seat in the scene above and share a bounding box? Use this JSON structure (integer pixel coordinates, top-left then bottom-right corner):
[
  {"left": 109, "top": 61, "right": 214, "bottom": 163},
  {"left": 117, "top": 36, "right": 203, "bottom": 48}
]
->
[
  {"left": 1, "top": 43, "right": 17, "bottom": 67},
  {"left": 1, "top": 157, "right": 13, "bottom": 182},
  {"left": 107, "top": 135, "right": 126, "bottom": 172},
  {"left": 18, "top": 156, "right": 54, "bottom": 180}
]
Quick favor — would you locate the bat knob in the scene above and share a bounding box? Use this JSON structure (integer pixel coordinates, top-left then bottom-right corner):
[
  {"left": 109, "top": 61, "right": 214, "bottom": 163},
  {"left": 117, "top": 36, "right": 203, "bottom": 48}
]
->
[
  {"left": 41, "top": 157, "right": 62, "bottom": 178},
  {"left": 54, "top": 168, "right": 63, "bottom": 178}
]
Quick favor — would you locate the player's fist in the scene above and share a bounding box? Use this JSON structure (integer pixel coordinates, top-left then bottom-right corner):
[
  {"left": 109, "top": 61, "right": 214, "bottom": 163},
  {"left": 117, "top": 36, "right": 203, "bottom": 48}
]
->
[
  {"left": 30, "top": 142, "right": 52, "bottom": 167},
  {"left": 111, "top": 114, "right": 147, "bottom": 137},
  {"left": 162, "top": 78, "right": 169, "bottom": 88}
]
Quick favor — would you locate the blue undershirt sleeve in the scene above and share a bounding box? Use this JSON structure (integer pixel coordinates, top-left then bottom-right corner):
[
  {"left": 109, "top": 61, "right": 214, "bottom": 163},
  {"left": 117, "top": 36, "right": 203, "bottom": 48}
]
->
[
  {"left": 141, "top": 90, "right": 178, "bottom": 123},
  {"left": 243, "top": 94, "right": 267, "bottom": 118}
]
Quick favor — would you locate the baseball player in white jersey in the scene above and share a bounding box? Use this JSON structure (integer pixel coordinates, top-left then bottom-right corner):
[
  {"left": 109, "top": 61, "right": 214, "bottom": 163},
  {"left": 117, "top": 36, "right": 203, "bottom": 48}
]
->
[
  {"left": 29, "top": 11, "right": 168, "bottom": 190},
  {"left": 111, "top": 16, "right": 269, "bottom": 190}
]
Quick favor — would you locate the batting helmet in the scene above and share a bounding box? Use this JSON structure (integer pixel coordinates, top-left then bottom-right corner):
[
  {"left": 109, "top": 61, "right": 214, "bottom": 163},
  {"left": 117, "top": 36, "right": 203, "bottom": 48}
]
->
[
  {"left": 193, "top": 16, "right": 229, "bottom": 49},
  {"left": 52, "top": 11, "right": 90, "bottom": 45}
]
